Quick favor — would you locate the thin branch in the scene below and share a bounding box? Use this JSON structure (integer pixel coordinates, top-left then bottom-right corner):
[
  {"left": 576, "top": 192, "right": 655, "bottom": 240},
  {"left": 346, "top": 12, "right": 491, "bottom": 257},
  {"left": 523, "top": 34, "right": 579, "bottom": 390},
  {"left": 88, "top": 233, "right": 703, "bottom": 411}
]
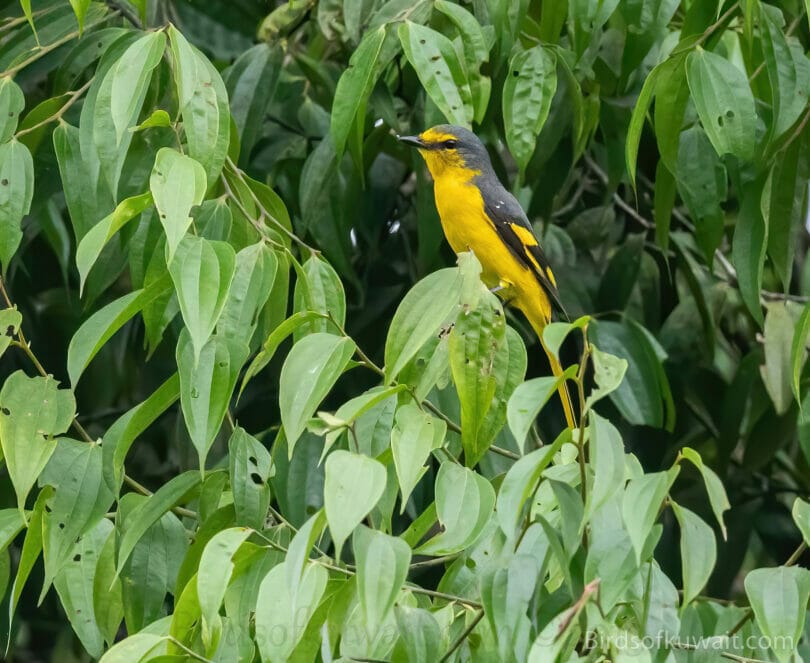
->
[
  {"left": 440, "top": 609, "right": 485, "bottom": 662},
  {"left": 3, "top": 12, "right": 119, "bottom": 77},
  {"left": 15, "top": 78, "right": 94, "bottom": 138}
]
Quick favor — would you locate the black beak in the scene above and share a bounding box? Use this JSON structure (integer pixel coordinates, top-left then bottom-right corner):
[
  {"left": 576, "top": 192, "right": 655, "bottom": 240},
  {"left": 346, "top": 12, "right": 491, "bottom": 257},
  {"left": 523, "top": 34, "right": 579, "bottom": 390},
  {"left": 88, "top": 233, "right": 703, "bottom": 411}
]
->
[{"left": 397, "top": 135, "right": 424, "bottom": 148}]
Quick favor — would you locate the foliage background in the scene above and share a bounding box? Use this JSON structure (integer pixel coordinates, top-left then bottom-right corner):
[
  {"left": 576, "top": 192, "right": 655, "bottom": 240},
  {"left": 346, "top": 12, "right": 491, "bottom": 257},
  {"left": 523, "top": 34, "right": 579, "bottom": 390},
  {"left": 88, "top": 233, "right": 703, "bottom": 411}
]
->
[{"left": 1, "top": 0, "right": 810, "bottom": 661}]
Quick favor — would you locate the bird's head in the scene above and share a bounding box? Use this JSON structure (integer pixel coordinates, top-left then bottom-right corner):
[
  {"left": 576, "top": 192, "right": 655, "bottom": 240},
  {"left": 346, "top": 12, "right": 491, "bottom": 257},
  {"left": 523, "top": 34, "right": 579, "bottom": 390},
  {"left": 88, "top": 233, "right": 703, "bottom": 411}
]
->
[{"left": 398, "top": 124, "right": 492, "bottom": 180}]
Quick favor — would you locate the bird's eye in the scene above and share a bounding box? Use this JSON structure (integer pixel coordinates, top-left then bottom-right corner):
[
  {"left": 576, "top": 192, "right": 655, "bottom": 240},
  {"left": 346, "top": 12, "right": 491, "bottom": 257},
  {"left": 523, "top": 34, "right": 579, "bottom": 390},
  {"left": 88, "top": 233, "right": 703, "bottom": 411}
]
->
[{"left": 443, "top": 139, "right": 458, "bottom": 149}]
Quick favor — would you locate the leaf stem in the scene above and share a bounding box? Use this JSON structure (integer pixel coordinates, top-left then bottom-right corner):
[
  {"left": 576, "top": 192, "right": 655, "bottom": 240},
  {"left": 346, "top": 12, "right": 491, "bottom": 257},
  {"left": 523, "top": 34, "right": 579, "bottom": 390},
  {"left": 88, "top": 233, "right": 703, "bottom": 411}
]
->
[
  {"left": 3, "top": 12, "right": 119, "bottom": 77},
  {"left": 440, "top": 608, "right": 485, "bottom": 662}
]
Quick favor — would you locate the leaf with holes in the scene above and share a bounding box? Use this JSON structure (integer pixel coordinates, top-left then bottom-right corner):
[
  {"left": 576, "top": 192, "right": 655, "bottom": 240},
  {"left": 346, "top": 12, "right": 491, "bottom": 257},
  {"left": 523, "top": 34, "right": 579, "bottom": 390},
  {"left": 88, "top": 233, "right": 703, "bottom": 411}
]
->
[{"left": 229, "top": 427, "right": 273, "bottom": 529}]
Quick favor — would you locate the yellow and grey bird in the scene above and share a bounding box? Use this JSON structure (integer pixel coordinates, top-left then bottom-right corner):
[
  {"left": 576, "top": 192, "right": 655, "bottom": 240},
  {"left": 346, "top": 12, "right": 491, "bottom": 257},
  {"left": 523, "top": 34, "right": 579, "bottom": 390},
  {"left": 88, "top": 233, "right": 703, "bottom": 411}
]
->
[{"left": 399, "top": 124, "right": 575, "bottom": 428}]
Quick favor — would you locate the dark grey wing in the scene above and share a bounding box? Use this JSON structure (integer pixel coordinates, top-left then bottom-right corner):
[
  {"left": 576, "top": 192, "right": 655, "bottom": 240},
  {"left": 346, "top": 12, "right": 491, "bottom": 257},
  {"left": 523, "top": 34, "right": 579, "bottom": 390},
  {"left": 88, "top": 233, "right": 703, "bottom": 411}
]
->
[{"left": 479, "top": 185, "right": 568, "bottom": 319}]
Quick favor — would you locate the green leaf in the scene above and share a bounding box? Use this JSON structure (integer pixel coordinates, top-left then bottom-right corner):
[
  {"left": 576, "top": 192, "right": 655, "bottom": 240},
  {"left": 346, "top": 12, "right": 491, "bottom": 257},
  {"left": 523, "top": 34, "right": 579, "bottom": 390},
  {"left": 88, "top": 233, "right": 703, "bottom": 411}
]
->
[
  {"left": 292, "top": 254, "right": 346, "bottom": 338},
  {"left": 67, "top": 0, "right": 92, "bottom": 34},
  {"left": 671, "top": 501, "right": 716, "bottom": 609},
  {"left": 98, "top": 633, "right": 166, "bottom": 663},
  {"left": 168, "top": 26, "right": 231, "bottom": 185},
  {"left": 416, "top": 462, "right": 495, "bottom": 555},
  {"left": 53, "top": 519, "right": 111, "bottom": 659},
  {"left": 67, "top": 282, "right": 171, "bottom": 387},
  {"left": 149, "top": 147, "right": 208, "bottom": 262},
  {"left": 177, "top": 330, "right": 248, "bottom": 472},
  {"left": 390, "top": 404, "right": 446, "bottom": 512},
  {"left": 745, "top": 566, "right": 810, "bottom": 663},
  {"left": 103, "top": 373, "right": 180, "bottom": 492},
  {"left": 792, "top": 497, "right": 810, "bottom": 545},
  {"left": 0, "top": 509, "right": 24, "bottom": 554},
  {"left": 686, "top": 47, "right": 757, "bottom": 161},
  {"left": 0, "top": 78, "right": 24, "bottom": 142},
  {"left": 625, "top": 61, "right": 661, "bottom": 190},
  {"left": 433, "top": 1, "right": 491, "bottom": 122},
  {"left": 678, "top": 447, "right": 730, "bottom": 540},
  {"left": 384, "top": 267, "right": 459, "bottom": 382},
  {"left": 760, "top": 302, "right": 794, "bottom": 415},
  {"left": 76, "top": 191, "right": 153, "bottom": 294},
  {"left": 654, "top": 53, "right": 690, "bottom": 172},
  {"left": 279, "top": 332, "right": 356, "bottom": 453},
  {"left": 394, "top": 606, "right": 443, "bottom": 663},
  {"left": 0, "top": 140, "right": 34, "bottom": 271},
  {"left": 353, "top": 526, "right": 411, "bottom": 635},
  {"left": 284, "top": 509, "right": 327, "bottom": 598},
  {"left": 764, "top": 128, "right": 810, "bottom": 290},
  {"left": 398, "top": 21, "right": 473, "bottom": 127},
  {"left": 118, "top": 497, "right": 187, "bottom": 633},
  {"left": 255, "top": 562, "right": 327, "bottom": 663},
  {"left": 229, "top": 427, "right": 273, "bottom": 529},
  {"left": 331, "top": 26, "right": 387, "bottom": 158},
  {"left": 93, "top": 31, "right": 166, "bottom": 194},
  {"left": 93, "top": 526, "right": 123, "bottom": 646},
  {"left": 732, "top": 177, "right": 767, "bottom": 326},
  {"left": 320, "top": 385, "right": 407, "bottom": 459},
  {"left": 496, "top": 441, "right": 563, "bottom": 541},
  {"left": 170, "top": 235, "right": 236, "bottom": 362},
  {"left": 586, "top": 345, "right": 629, "bottom": 411},
  {"left": 218, "top": 242, "right": 277, "bottom": 346},
  {"left": 622, "top": 468, "right": 679, "bottom": 562},
  {"left": 503, "top": 45, "right": 557, "bottom": 176},
  {"left": 0, "top": 372, "right": 75, "bottom": 511},
  {"left": 541, "top": 315, "right": 590, "bottom": 361},
  {"left": 324, "top": 451, "right": 386, "bottom": 559},
  {"left": 198, "top": 527, "right": 252, "bottom": 654},
  {"left": 760, "top": 5, "right": 808, "bottom": 143},
  {"left": 507, "top": 369, "right": 575, "bottom": 453},
  {"left": 0, "top": 307, "right": 21, "bottom": 360},
  {"left": 449, "top": 287, "right": 505, "bottom": 465},
  {"left": 589, "top": 320, "right": 670, "bottom": 428},
  {"left": 223, "top": 43, "right": 283, "bottom": 162},
  {"left": 585, "top": 412, "right": 626, "bottom": 521},
  {"left": 40, "top": 440, "right": 115, "bottom": 590},
  {"left": 115, "top": 471, "right": 201, "bottom": 575},
  {"left": 8, "top": 486, "right": 52, "bottom": 625},
  {"left": 239, "top": 310, "right": 325, "bottom": 399}
]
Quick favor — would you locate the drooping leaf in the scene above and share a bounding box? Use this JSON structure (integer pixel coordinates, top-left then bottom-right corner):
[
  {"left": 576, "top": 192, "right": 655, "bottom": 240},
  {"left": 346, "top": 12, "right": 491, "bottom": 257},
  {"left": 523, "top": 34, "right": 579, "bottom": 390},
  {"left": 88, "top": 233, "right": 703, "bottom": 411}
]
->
[
  {"left": 279, "top": 332, "right": 356, "bottom": 453},
  {"left": 76, "top": 192, "right": 153, "bottom": 294},
  {"left": 353, "top": 525, "right": 411, "bottom": 636},
  {"left": 331, "top": 26, "right": 388, "bottom": 158},
  {"left": 197, "top": 527, "right": 252, "bottom": 653},
  {"left": 417, "top": 462, "right": 495, "bottom": 555},
  {"left": 229, "top": 427, "right": 274, "bottom": 529},
  {"left": 93, "top": 31, "right": 166, "bottom": 194},
  {"left": 40, "top": 440, "right": 115, "bottom": 590},
  {"left": 384, "top": 267, "right": 459, "bottom": 382},
  {"left": 149, "top": 148, "right": 208, "bottom": 262},
  {"left": 671, "top": 502, "right": 716, "bottom": 609},
  {"left": 324, "top": 450, "right": 386, "bottom": 559},
  {"left": 177, "top": 330, "right": 248, "bottom": 472},
  {"left": 622, "top": 468, "right": 679, "bottom": 562},
  {"left": 745, "top": 566, "right": 810, "bottom": 663},
  {"left": 67, "top": 280, "right": 171, "bottom": 387},
  {"left": 0, "top": 372, "right": 75, "bottom": 512},
  {"left": 390, "top": 403, "right": 446, "bottom": 511},
  {"left": 169, "top": 235, "right": 236, "bottom": 362},
  {"left": 168, "top": 26, "right": 231, "bottom": 185},
  {"left": 398, "top": 21, "right": 474, "bottom": 127},
  {"left": 686, "top": 47, "right": 757, "bottom": 161},
  {"left": 0, "top": 78, "right": 25, "bottom": 142},
  {"left": 0, "top": 140, "right": 34, "bottom": 271},
  {"left": 255, "top": 562, "right": 327, "bottom": 663},
  {"left": 503, "top": 45, "right": 557, "bottom": 176},
  {"left": 678, "top": 447, "right": 730, "bottom": 540}
]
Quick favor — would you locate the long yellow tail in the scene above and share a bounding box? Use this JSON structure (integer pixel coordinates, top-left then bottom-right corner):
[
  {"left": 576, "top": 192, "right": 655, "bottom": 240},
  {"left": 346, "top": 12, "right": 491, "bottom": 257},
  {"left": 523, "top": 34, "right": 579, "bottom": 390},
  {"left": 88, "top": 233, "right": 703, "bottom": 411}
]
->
[{"left": 523, "top": 306, "right": 577, "bottom": 429}]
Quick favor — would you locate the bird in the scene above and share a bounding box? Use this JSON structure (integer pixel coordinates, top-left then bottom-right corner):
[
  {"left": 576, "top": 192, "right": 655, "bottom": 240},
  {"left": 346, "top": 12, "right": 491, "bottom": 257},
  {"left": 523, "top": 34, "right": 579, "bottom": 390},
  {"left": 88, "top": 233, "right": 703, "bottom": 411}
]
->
[{"left": 398, "top": 124, "right": 576, "bottom": 429}]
